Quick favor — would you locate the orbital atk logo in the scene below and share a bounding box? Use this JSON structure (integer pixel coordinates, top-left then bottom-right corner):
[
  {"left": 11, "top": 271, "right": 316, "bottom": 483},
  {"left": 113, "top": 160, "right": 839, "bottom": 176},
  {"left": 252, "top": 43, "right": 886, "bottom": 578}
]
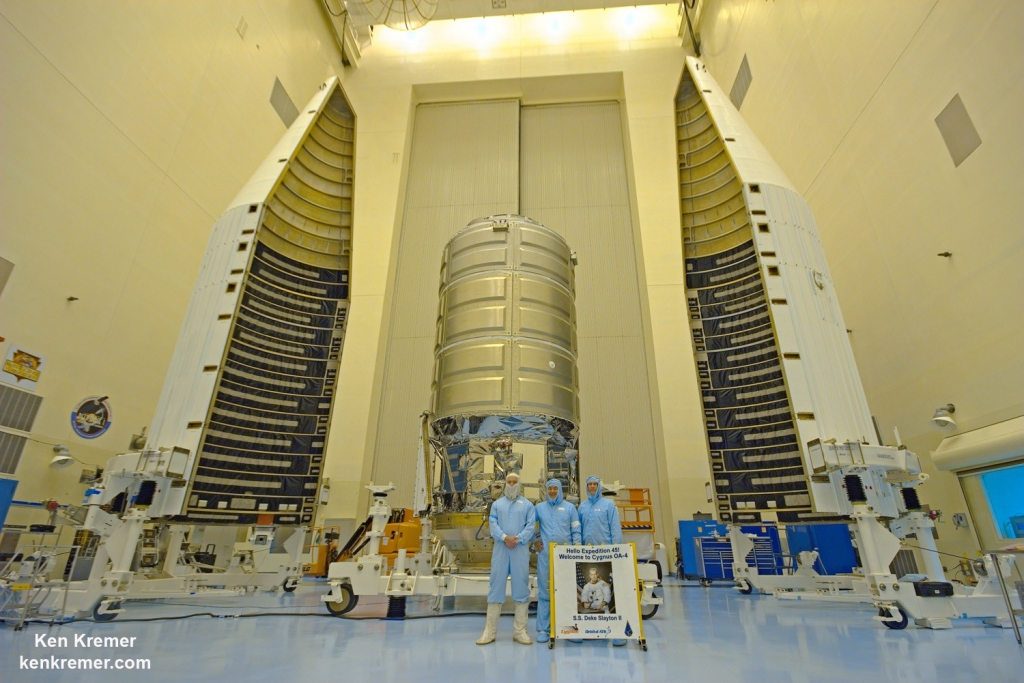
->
[{"left": 71, "top": 395, "right": 112, "bottom": 439}]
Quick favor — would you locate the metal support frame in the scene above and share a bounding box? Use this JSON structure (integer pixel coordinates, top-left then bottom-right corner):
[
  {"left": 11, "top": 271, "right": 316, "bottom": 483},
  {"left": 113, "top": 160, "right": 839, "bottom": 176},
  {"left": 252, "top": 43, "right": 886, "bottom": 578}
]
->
[{"left": 323, "top": 485, "right": 663, "bottom": 615}]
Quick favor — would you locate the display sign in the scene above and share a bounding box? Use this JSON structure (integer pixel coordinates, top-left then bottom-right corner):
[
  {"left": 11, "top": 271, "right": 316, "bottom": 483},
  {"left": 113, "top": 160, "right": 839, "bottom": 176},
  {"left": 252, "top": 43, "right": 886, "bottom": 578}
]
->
[
  {"left": 1, "top": 346, "right": 45, "bottom": 390},
  {"left": 551, "top": 543, "right": 644, "bottom": 644}
]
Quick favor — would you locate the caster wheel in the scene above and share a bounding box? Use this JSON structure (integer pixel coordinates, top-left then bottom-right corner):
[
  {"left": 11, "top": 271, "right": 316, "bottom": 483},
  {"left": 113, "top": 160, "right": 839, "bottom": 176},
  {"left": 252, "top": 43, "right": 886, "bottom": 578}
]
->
[
  {"left": 282, "top": 579, "right": 297, "bottom": 593},
  {"left": 880, "top": 606, "right": 909, "bottom": 630},
  {"left": 642, "top": 601, "right": 659, "bottom": 619},
  {"left": 93, "top": 601, "right": 120, "bottom": 622},
  {"left": 737, "top": 580, "right": 753, "bottom": 595},
  {"left": 547, "top": 641, "right": 554, "bottom": 650},
  {"left": 325, "top": 583, "right": 358, "bottom": 616}
]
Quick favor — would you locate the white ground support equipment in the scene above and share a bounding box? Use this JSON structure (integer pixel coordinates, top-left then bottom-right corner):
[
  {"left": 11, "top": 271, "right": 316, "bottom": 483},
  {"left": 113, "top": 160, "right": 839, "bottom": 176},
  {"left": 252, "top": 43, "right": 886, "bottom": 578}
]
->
[
  {"left": 729, "top": 527, "right": 857, "bottom": 597},
  {"left": 0, "top": 81, "right": 365, "bottom": 625},
  {"left": 321, "top": 483, "right": 663, "bottom": 618},
  {"left": 764, "top": 441, "right": 1022, "bottom": 630},
  {"left": 0, "top": 450, "right": 305, "bottom": 624}
]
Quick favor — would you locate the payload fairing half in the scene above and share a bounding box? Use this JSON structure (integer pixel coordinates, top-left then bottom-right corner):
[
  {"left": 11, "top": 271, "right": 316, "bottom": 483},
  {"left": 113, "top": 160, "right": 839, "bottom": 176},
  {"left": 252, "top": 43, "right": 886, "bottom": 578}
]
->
[
  {"left": 676, "top": 57, "right": 876, "bottom": 523},
  {"left": 143, "top": 79, "right": 355, "bottom": 525}
]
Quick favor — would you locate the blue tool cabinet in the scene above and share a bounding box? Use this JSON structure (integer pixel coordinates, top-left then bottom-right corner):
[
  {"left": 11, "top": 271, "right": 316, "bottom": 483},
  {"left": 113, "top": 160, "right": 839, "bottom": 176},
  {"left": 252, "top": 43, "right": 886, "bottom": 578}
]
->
[{"left": 679, "top": 521, "right": 782, "bottom": 581}]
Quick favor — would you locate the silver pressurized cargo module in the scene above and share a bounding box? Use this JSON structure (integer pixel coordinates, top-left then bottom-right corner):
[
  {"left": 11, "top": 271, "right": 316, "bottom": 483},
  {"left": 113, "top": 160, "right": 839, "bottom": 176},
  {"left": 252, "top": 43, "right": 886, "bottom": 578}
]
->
[{"left": 428, "top": 215, "right": 581, "bottom": 569}]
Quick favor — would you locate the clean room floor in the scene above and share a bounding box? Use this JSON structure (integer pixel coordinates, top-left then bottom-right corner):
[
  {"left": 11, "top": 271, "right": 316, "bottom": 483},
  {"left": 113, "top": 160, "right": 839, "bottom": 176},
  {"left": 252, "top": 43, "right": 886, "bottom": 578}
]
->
[{"left": 2, "top": 579, "right": 1021, "bottom": 682}]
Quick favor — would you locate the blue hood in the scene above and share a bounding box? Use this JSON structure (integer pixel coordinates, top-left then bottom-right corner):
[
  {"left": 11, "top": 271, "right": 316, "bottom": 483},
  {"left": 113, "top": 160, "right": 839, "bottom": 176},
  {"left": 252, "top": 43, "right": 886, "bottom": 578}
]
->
[
  {"left": 545, "top": 478, "right": 564, "bottom": 506},
  {"left": 585, "top": 475, "right": 602, "bottom": 504}
]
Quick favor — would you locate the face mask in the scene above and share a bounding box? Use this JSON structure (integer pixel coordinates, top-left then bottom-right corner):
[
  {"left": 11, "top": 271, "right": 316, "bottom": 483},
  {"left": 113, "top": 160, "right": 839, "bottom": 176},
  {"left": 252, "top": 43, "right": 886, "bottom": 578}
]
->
[{"left": 504, "top": 480, "right": 521, "bottom": 500}]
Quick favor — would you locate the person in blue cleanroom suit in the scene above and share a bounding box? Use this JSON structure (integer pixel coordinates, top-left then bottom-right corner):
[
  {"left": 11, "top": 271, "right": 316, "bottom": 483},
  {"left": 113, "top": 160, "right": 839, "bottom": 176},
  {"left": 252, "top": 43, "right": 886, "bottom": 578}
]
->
[
  {"left": 477, "top": 471, "right": 536, "bottom": 645},
  {"left": 577, "top": 475, "right": 626, "bottom": 646},
  {"left": 578, "top": 476, "right": 623, "bottom": 545},
  {"left": 532, "top": 478, "right": 581, "bottom": 643}
]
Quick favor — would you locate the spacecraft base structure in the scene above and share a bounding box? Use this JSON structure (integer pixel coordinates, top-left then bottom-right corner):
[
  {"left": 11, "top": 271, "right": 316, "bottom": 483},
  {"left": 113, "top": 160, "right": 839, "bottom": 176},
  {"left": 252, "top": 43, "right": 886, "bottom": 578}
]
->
[
  {"left": 323, "top": 216, "right": 662, "bottom": 617},
  {"left": 321, "top": 484, "right": 663, "bottom": 617},
  {"left": 676, "top": 57, "right": 1019, "bottom": 628}
]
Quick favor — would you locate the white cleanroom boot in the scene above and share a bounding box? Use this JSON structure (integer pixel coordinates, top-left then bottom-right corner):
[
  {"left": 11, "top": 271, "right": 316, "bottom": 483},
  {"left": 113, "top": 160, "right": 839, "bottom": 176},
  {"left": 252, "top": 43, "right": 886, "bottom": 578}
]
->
[
  {"left": 513, "top": 602, "right": 533, "bottom": 645},
  {"left": 476, "top": 603, "right": 501, "bottom": 645}
]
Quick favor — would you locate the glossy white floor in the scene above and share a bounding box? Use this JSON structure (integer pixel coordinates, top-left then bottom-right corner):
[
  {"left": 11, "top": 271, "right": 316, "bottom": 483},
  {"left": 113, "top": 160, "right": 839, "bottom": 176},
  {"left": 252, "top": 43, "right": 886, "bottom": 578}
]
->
[{"left": 2, "top": 579, "right": 1021, "bottom": 682}]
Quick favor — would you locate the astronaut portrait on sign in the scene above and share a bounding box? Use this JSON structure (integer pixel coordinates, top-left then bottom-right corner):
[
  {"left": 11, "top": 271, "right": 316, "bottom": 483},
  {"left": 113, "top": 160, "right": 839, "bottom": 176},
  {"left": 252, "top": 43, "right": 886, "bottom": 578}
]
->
[{"left": 577, "top": 563, "right": 614, "bottom": 614}]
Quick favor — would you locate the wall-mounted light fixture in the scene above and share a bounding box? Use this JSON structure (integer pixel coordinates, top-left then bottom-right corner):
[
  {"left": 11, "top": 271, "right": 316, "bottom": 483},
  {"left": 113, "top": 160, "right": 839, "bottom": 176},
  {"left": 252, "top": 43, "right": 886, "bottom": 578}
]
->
[
  {"left": 931, "top": 403, "right": 956, "bottom": 429},
  {"left": 49, "top": 445, "right": 75, "bottom": 468}
]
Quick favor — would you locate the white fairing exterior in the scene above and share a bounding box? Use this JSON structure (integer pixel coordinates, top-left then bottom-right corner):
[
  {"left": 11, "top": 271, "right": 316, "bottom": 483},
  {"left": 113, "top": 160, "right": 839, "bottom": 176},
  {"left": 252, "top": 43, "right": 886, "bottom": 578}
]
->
[
  {"left": 145, "top": 203, "right": 259, "bottom": 516},
  {"left": 752, "top": 184, "right": 876, "bottom": 447},
  {"left": 683, "top": 57, "right": 876, "bottom": 516},
  {"left": 146, "top": 77, "right": 346, "bottom": 517}
]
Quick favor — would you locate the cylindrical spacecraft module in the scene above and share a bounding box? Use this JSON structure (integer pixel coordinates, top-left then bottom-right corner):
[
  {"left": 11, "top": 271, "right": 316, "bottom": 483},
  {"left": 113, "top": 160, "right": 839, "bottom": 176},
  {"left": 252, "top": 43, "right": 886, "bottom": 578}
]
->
[{"left": 429, "top": 215, "right": 580, "bottom": 569}]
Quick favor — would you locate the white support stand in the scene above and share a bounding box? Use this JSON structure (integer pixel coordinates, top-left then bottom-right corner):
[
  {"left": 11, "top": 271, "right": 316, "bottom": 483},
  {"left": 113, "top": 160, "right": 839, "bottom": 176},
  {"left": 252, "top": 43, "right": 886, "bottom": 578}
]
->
[
  {"left": 322, "top": 485, "right": 663, "bottom": 617},
  {"left": 855, "top": 512, "right": 1020, "bottom": 630},
  {"left": 729, "top": 527, "right": 857, "bottom": 596},
  {"left": 742, "top": 443, "right": 1024, "bottom": 631},
  {"left": 889, "top": 512, "right": 945, "bottom": 582}
]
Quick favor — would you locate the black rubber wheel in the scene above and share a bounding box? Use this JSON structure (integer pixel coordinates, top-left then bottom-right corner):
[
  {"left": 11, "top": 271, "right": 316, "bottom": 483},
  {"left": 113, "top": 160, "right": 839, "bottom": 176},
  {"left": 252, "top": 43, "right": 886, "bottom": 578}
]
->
[
  {"left": 649, "top": 560, "right": 663, "bottom": 582},
  {"left": 528, "top": 601, "right": 537, "bottom": 615},
  {"left": 547, "top": 640, "right": 554, "bottom": 650},
  {"left": 282, "top": 579, "right": 297, "bottom": 593},
  {"left": 737, "top": 580, "right": 753, "bottom": 595},
  {"left": 641, "top": 641, "right": 648, "bottom": 652},
  {"left": 699, "top": 578, "right": 711, "bottom": 587},
  {"left": 642, "top": 602, "right": 659, "bottom": 619},
  {"left": 880, "top": 606, "right": 909, "bottom": 630},
  {"left": 92, "top": 601, "right": 120, "bottom": 622},
  {"left": 325, "top": 583, "right": 357, "bottom": 616}
]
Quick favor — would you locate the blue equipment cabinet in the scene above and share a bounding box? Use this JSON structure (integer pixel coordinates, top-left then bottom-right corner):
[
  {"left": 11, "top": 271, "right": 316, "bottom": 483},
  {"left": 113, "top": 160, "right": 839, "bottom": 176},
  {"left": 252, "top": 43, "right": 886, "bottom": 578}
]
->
[
  {"left": 679, "top": 521, "right": 783, "bottom": 581},
  {"left": 786, "top": 523, "right": 858, "bottom": 575},
  {"left": 678, "top": 521, "right": 727, "bottom": 579},
  {"left": 0, "top": 478, "right": 18, "bottom": 529},
  {"left": 693, "top": 536, "right": 733, "bottom": 579}
]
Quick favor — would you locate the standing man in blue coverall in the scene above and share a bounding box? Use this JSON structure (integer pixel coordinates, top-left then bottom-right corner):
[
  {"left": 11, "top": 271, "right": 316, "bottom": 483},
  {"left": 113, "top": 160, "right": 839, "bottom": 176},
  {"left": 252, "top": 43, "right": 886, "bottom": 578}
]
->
[
  {"left": 478, "top": 471, "right": 536, "bottom": 645},
  {"left": 577, "top": 475, "right": 626, "bottom": 646},
  {"left": 533, "top": 478, "right": 581, "bottom": 643}
]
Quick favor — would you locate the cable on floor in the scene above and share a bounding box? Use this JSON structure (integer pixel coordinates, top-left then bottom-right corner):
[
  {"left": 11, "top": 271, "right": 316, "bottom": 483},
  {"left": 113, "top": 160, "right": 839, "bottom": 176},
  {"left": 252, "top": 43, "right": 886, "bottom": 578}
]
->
[{"left": 5, "top": 608, "right": 501, "bottom": 626}]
